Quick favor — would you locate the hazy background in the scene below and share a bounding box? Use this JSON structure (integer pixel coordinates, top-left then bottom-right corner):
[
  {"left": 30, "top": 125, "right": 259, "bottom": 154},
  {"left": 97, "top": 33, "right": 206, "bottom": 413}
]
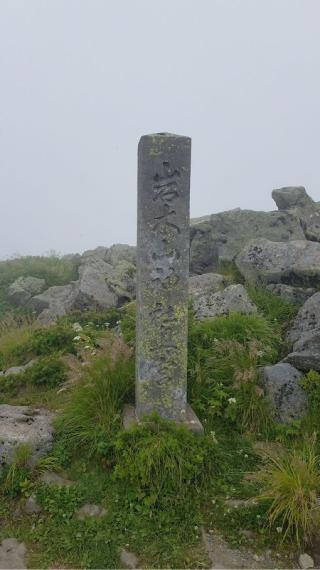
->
[{"left": 1, "top": 0, "right": 319, "bottom": 259}]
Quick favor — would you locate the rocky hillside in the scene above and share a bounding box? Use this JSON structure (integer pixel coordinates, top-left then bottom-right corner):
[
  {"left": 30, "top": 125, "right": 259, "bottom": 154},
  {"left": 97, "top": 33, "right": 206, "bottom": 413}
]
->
[{"left": 1, "top": 185, "right": 320, "bottom": 568}]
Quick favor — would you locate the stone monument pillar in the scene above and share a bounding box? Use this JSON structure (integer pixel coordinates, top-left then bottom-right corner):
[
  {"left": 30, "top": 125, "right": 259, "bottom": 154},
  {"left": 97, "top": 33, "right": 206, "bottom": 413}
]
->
[{"left": 135, "top": 133, "right": 194, "bottom": 424}]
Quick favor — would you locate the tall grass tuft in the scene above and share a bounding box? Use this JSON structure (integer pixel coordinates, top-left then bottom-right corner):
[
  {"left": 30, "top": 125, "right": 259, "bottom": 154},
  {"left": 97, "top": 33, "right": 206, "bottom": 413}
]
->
[
  {"left": 57, "top": 352, "right": 134, "bottom": 457},
  {"left": 256, "top": 438, "right": 320, "bottom": 546}
]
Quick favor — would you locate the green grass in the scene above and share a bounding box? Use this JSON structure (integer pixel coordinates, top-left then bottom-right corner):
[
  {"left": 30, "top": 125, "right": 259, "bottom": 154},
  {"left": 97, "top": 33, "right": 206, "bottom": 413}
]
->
[
  {"left": 247, "top": 285, "right": 299, "bottom": 326},
  {"left": 57, "top": 352, "right": 135, "bottom": 457}
]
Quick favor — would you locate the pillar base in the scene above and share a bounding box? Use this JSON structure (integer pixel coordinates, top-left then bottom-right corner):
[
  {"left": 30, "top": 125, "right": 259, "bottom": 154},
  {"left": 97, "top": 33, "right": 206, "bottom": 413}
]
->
[{"left": 123, "top": 404, "right": 204, "bottom": 434}]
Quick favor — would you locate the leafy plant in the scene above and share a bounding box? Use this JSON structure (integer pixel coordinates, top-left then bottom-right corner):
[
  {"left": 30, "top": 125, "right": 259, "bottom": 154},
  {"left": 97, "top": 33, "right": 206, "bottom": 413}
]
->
[
  {"left": 0, "top": 314, "right": 35, "bottom": 369},
  {"left": 24, "top": 355, "right": 67, "bottom": 387},
  {"left": 30, "top": 325, "right": 76, "bottom": 356},
  {"left": 1, "top": 443, "right": 33, "bottom": 497},
  {"left": 256, "top": 438, "right": 320, "bottom": 546},
  {"left": 114, "top": 415, "right": 218, "bottom": 509},
  {"left": 57, "top": 352, "right": 134, "bottom": 457}
]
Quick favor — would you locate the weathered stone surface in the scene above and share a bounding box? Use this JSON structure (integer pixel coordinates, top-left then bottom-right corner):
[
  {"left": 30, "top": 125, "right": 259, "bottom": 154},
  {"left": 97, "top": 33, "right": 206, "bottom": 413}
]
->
[
  {"left": 40, "top": 471, "right": 73, "bottom": 486},
  {"left": 236, "top": 239, "right": 320, "bottom": 286},
  {"left": 0, "top": 405, "right": 54, "bottom": 465},
  {"left": 272, "top": 186, "right": 313, "bottom": 210},
  {"left": 285, "top": 293, "right": 320, "bottom": 370},
  {"left": 136, "top": 133, "right": 191, "bottom": 422},
  {"left": 120, "top": 548, "right": 139, "bottom": 569},
  {"left": 0, "top": 538, "right": 27, "bottom": 569},
  {"left": 76, "top": 503, "right": 107, "bottom": 520},
  {"left": 31, "top": 283, "right": 78, "bottom": 324},
  {"left": 8, "top": 276, "right": 46, "bottom": 306},
  {"left": 285, "top": 331, "right": 320, "bottom": 372},
  {"left": 4, "top": 360, "right": 36, "bottom": 377},
  {"left": 272, "top": 186, "right": 320, "bottom": 242},
  {"left": 298, "top": 553, "right": 314, "bottom": 569},
  {"left": 190, "top": 206, "right": 305, "bottom": 262},
  {"left": 189, "top": 273, "right": 226, "bottom": 299},
  {"left": 261, "top": 363, "right": 307, "bottom": 423},
  {"left": 30, "top": 245, "right": 137, "bottom": 324},
  {"left": 287, "top": 292, "right": 320, "bottom": 343},
  {"left": 266, "top": 284, "right": 317, "bottom": 305},
  {"left": 193, "top": 284, "right": 257, "bottom": 320},
  {"left": 23, "top": 494, "right": 42, "bottom": 515}
]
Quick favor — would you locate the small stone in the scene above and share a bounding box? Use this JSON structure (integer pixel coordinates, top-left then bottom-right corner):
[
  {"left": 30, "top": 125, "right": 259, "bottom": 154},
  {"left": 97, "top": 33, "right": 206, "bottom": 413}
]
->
[
  {"left": 76, "top": 503, "right": 107, "bottom": 520},
  {"left": 40, "top": 471, "right": 73, "bottom": 487},
  {"left": 24, "top": 494, "right": 41, "bottom": 514},
  {"left": 299, "top": 553, "right": 314, "bottom": 569},
  {"left": 0, "top": 538, "right": 27, "bottom": 569},
  {"left": 120, "top": 548, "right": 139, "bottom": 569}
]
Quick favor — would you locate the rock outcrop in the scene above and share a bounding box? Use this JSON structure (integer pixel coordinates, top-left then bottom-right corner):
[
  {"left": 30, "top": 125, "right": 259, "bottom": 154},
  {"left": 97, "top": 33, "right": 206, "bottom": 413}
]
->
[
  {"left": 285, "top": 292, "right": 320, "bottom": 371},
  {"left": 8, "top": 276, "right": 46, "bottom": 306},
  {"left": 235, "top": 239, "right": 320, "bottom": 287},
  {"left": 261, "top": 363, "right": 307, "bottom": 423},
  {"left": 0, "top": 405, "right": 54, "bottom": 465},
  {"left": 272, "top": 186, "right": 320, "bottom": 242},
  {"left": 192, "top": 284, "right": 257, "bottom": 320}
]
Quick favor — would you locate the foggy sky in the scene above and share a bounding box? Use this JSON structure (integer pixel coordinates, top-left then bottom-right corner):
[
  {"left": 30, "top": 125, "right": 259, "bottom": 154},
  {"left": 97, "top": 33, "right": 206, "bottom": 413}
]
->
[{"left": 1, "top": 0, "right": 320, "bottom": 259}]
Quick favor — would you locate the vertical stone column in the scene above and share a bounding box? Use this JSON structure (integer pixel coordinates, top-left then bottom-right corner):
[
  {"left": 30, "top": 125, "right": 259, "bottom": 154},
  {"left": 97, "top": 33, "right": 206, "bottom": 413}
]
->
[{"left": 136, "top": 133, "right": 191, "bottom": 422}]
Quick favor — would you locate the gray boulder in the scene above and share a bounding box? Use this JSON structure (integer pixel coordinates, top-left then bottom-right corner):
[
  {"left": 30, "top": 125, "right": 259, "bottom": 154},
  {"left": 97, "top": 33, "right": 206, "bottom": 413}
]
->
[
  {"left": 193, "top": 283, "right": 257, "bottom": 320},
  {"left": 285, "top": 331, "right": 320, "bottom": 372},
  {"left": 236, "top": 239, "right": 320, "bottom": 287},
  {"left": 272, "top": 186, "right": 320, "bottom": 242},
  {"left": 272, "top": 186, "right": 313, "bottom": 210},
  {"left": 0, "top": 538, "right": 27, "bottom": 570},
  {"left": 189, "top": 273, "right": 226, "bottom": 299},
  {"left": 261, "top": 363, "right": 307, "bottom": 423},
  {"left": 266, "top": 284, "right": 317, "bottom": 306},
  {"left": 4, "top": 360, "right": 36, "bottom": 377},
  {"left": 0, "top": 405, "right": 54, "bottom": 465},
  {"left": 31, "top": 283, "right": 79, "bottom": 325},
  {"left": 287, "top": 292, "right": 320, "bottom": 343},
  {"left": 190, "top": 207, "right": 304, "bottom": 262},
  {"left": 8, "top": 276, "right": 46, "bottom": 306},
  {"left": 285, "top": 293, "right": 320, "bottom": 371}
]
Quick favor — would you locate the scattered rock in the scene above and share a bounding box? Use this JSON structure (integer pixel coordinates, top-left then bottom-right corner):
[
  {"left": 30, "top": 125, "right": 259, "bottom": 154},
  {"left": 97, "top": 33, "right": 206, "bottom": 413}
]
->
[
  {"left": 272, "top": 186, "right": 320, "bottom": 242},
  {"left": 189, "top": 272, "right": 226, "bottom": 298},
  {"left": 266, "top": 284, "right": 317, "bottom": 306},
  {"left": 236, "top": 238, "right": 320, "bottom": 286},
  {"left": 40, "top": 471, "right": 73, "bottom": 487},
  {"left": 193, "top": 283, "right": 257, "bottom": 320},
  {"left": 0, "top": 405, "right": 54, "bottom": 465},
  {"left": 287, "top": 292, "right": 320, "bottom": 343},
  {"left": 4, "top": 360, "right": 36, "bottom": 377},
  {"left": 285, "top": 293, "right": 320, "bottom": 371},
  {"left": 31, "top": 283, "right": 79, "bottom": 325},
  {"left": 8, "top": 276, "right": 46, "bottom": 306},
  {"left": 272, "top": 186, "right": 313, "bottom": 211},
  {"left": 23, "top": 494, "right": 42, "bottom": 515},
  {"left": 299, "top": 553, "right": 314, "bottom": 569},
  {"left": 201, "top": 527, "right": 280, "bottom": 569},
  {"left": 225, "top": 497, "right": 258, "bottom": 509},
  {"left": 191, "top": 204, "right": 305, "bottom": 262},
  {"left": 285, "top": 331, "right": 320, "bottom": 372},
  {"left": 76, "top": 503, "right": 107, "bottom": 520},
  {"left": 0, "top": 538, "right": 27, "bottom": 569},
  {"left": 120, "top": 548, "right": 139, "bottom": 569},
  {"left": 261, "top": 363, "right": 307, "bottom": 423}
]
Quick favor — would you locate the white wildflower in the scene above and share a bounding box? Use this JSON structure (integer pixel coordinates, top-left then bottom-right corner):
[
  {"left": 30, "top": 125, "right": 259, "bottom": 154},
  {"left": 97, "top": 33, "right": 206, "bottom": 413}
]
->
[
  {"left": 228, "top": 397, "right": 236, "bottom": 404},
  {"left": 72, "top": 322, "right": 83, "bottom": 332},
  {"left": 210, "top": 431, "right": 218, "bottom": 444},
  {"left": 73, "top": 335, "right": 81, "bottom": 341},
  {"left": 276, "top": 527, "right": 282, "bottom": 533}
]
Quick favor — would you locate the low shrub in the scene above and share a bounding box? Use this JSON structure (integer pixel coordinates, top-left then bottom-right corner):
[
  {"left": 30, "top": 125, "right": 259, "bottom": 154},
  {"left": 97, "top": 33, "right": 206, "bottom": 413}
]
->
[
  {"left": 30, "top": 325, "right": 76, "bottom": 356},
  {"left": 24, "top": 355, "right": 67, "bottom": 387},
  {"left": 256, "top": 438, "right": 320, "bottom": 546},
  {"left": 114, "top": 415, "right": 219, "bottom": 509},
  {"left": 57, "top": 352, "right": 134, "bottom": 457}
]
